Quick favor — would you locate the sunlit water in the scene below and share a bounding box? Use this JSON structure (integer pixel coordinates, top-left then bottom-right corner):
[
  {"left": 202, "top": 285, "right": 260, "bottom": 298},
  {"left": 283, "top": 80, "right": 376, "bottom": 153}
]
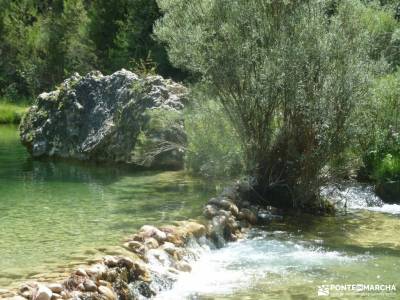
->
[
  {"left": 158, "top": 188, "right": 400, "bottom": 299},
  {"left": 1, "top": 125, "right": 400, "bottom": 299},
  {"left": 0, "top": 125, "right": 217, "bottom": 289}
]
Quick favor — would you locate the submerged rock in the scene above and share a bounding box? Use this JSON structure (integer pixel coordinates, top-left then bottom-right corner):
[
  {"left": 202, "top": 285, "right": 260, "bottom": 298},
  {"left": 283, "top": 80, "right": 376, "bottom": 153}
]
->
[
  {"left": 20, "top": 70, "right": 187, "bottom": 168},
  {"left": 13, "top": 181, "right": 282, "bottom": 300}
]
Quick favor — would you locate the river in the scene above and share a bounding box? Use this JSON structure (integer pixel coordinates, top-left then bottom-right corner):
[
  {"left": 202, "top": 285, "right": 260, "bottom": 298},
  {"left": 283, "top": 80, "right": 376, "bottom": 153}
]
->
[
  {"left": 1, "top": 125, "right": 400, "bottom": 299},
  {"left": 0, "top": 125, "right": 216, "bottom": 289}
]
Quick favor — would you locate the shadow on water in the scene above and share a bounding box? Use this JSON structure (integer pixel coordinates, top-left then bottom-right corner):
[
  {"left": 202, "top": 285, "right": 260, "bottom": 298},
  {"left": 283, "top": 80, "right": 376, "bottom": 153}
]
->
[{"left": 0, "top": 125, "right": 219, "bottom": 289}]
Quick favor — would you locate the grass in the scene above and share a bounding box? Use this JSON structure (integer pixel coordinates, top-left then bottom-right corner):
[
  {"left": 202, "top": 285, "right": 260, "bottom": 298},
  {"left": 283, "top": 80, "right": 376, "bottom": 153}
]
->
[
  {"left": 374, "top": 153, "right": 400, "bottom": 182},
  {"left": 0, "top": 100, "right": 29, "bottom": 124}
]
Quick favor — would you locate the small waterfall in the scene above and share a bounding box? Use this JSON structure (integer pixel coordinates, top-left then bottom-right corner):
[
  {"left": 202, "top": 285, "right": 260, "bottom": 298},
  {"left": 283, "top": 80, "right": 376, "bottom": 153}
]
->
[
  {"left": 155, "top": 229, "right": 367, "bottom": 299},
  {"left": 322, "top": 184, "right": 400, "bottom": 214}
]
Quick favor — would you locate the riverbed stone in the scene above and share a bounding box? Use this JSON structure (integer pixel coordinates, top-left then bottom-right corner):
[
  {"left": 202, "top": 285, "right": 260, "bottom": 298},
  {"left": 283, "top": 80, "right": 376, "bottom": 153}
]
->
[
  {"left": 98, "top": 286, "right": 116, "bottom": 300},
  {"left": 19, "top": 70, "right": 187, "bottom": 169},
  {"left": 132, "top": 261, "right": 151, "bottom": 282},
  {"left": 203, "top": 204, "right": 219, "bottom": 219},
  {"left": 140, "top": 225, "right": 167, "bottom": 243},
  {"left": 47, "top": 284, "right": 63, "bottom": 294},
  {"left": 118, "top": 256, "right": 134, "bottom": 269},
  {"left": 86, "top": 263, "right": 108, "bottom": 279},
  {"left": 124, "top": 241, "right": 146, "bottom": 256},
  {"left": 50, "top": 293, "right": 61, "bottom": 300},
  {"left": 33, "top": 285, "right": 52, "bottom": 300},
  {"left": 74, "top": 268, "right": 87, "bottom": 277},
  {"left": 144, "top": 237, "right": 159, "bottom": 249},
  {"left": 161, "top": 242, "right": 177, "bottom": 255},
  {"left": 238, "top": 208, "right": 257, "bottom": 224},
  {"left": 103, "top": 255, "right": 119, "bottom": 268},
  {"left": 83, "top": 279, "right": 97, "bottom": 292},
  {"left": 176, "top": 261, "right": 192, "bottom": 272}
]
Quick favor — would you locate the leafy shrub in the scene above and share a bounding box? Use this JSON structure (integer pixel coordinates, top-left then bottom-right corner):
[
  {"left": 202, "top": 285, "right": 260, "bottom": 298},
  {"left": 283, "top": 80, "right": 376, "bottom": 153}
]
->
[
  {"left": 375, "top": 153, "right": 400, "bottom": 182},
  {"left": 358, "top": 70, "right": 400, "bottom": 182},
  {"left": 184, "top": 89, "right": 244, "bottom": 178},
  {"left": 156, "top": 0, "right": 372, "bottom": 206}
]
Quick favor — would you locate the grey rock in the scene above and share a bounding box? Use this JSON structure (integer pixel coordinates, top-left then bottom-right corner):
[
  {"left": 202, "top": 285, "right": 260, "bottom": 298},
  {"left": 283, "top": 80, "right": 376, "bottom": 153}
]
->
[
  {"left": 20, "top": 70, "right": 187, "bottom": 169},
  {"left": 203, "top": 204, "right": 219, "bottom": 219},
  {"left": 33, "top": 285, "right": 52, "bottom": 300},
  {"left": 83, "top": 279, "right": 97, "bottom": 292}
]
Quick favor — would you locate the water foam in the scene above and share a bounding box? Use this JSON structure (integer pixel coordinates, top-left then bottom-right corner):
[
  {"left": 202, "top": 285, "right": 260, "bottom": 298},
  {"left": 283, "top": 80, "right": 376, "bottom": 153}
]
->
[
  {"left": 156, "top": 230, "right": 363, "bottom": 299},
  {"left": 322, "top": 184, "right": 400, "bottom": 215}
]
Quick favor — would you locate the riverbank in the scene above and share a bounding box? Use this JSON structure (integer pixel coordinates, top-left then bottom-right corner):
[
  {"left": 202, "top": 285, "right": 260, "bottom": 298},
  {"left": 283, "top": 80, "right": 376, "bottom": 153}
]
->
[
  {"left": 3, "top": 182, "right": 400, "bottom": 299},
  {"left": 0, "top": 101, "right": 28, "bottom": 124},
  {"left": 2, "top": 182, "right": 277, "bottom": 299}
]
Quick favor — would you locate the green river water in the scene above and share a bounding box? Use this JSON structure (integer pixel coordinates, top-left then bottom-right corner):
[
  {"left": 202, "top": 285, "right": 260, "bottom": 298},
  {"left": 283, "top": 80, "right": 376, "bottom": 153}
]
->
[
  {"left": 0, "top": 125, "right": 216, "bottom": 290},
  {"left": 1, "top": 125, "right": 400, "bottom": 299}
]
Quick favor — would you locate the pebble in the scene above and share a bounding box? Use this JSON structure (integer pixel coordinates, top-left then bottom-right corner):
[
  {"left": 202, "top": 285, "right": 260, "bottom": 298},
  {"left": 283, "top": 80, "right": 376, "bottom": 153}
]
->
[
  {"left": 103, "top": 255, "right": 118, "bottom": 267},
  {"left": 83, "top": 279, "right": 97, "bottom": 292},
  {"left": 140, "top": 225, "right": 167, "bottom": 243},
  {"left": 98, "top": 286, "right": 116, "bottom": 300},
  {"left": 118, "top": 256, "right": 134, "bottom": 269},
  {"left": 144, "top": 237, "right": 159, "bottom": 249},
  {"left": 47, "top": 284, "right": 63, "bottom": 294},
  {"left": 33, "top": 285, "right": 52, "bottom": 300},
  {"left": 75, "top": 268, "right": 87, "bottom": 277},
  {"left": 176, "top": 261, "right": 192, "bottom": 272}
]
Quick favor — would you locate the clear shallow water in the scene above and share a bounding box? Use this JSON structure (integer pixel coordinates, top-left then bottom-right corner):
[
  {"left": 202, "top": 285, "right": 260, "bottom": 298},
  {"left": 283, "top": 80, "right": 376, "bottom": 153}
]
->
[
  {"left": 159, "top": 186, "right": 400, "bottom": 299},
  {"left": 0, "top": 125, "right": 217, "bottom": 288},
  {"left": 1, "top": 125, "right": 400, "bottom": 299}
]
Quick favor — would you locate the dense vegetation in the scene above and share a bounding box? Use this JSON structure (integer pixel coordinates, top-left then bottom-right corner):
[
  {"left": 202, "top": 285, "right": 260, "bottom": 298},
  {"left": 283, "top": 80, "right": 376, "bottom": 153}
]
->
[
  {"left": 156, "top": 0, "right": 400, "bottom": 208},
  {"left": 0, "top": 0, "right": 399, "bottom": 209},
  {"left": 0, "top": 0, "right": 179, "bottom": 102}
]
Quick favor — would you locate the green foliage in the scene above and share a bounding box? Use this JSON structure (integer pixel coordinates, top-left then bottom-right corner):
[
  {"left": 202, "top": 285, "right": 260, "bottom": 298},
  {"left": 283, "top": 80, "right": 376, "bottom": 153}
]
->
[
  {"left": 131, "top": 108, "right": 185, "bottom": 167},
  {"left": 0, "top": 99, "right": 28, "bottom": 124},
  {"left": 185, "top": 89, "right": 244, "bottom": 178},
  {"left": 156, "top": 0, "right": 373, "bottom": 206},
  {"left": 374, "top": 153, "right": 400, "bottom": 182},
  {"left": 359, "top": 2, "right": 400, "bottom": 70},
  {"left": 0, "top": 0, "right": 181, "bottom": 101},
  {"left": 358, "top": 70, "right": 400, "bottom": 182}
]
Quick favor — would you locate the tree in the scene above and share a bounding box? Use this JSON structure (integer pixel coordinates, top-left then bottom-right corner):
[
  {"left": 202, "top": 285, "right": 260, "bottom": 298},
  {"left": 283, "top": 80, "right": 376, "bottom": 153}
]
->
[
  {"left": 43, "top": 0, "right": 96, "bottom": 88},
  {"left": 155, "top": 0, "right": 372, "bottom": 209},
  {"left": 87, "top": 0, "right": 128, "bottom": 72}
]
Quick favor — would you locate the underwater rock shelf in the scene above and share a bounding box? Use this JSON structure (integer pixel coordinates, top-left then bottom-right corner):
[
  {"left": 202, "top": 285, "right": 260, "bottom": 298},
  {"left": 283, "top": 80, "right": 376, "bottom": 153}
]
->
[{"left": 4, "top": 182, "right": 281, "bottom": 300}]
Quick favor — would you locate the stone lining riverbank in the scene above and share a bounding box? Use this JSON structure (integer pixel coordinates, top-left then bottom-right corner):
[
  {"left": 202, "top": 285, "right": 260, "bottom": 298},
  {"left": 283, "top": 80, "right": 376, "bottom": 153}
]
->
[{"left": 3, "top": 182, "right": 281, "bottom": 300}]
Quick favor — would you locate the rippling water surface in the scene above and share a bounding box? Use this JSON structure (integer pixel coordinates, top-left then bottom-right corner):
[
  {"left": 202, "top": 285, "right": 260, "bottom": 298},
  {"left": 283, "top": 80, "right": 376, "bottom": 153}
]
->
[
  {"left": 1, "top": 125, "right": 400, "bottom": 299},
  {"left": 159, "top": 186, "right": 400, "bottom": 299},
  {"left": 0, "top": 125, "right": 216, "bottom": 289}
]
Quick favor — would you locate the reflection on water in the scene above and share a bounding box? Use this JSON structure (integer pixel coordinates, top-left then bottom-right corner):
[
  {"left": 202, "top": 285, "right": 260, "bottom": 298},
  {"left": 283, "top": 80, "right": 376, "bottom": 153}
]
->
[
  {"left": 1, "top": 125, "right": 400, "bottom": 299},
  {"left": 0, "top": 125, "right": 218, "bottom": 288}
]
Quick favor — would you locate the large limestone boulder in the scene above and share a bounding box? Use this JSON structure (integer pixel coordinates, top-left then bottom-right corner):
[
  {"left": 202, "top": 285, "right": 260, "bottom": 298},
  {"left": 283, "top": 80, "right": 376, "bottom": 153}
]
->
[{"left": 20, "top": 70, "right": 187, "bottom": 168}]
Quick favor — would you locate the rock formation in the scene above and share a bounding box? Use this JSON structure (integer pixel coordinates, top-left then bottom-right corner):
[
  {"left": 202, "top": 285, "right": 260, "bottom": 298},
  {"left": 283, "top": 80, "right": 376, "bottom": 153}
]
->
[{"left": 20, "top": 70, "right": 187, "bottom": 169}]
